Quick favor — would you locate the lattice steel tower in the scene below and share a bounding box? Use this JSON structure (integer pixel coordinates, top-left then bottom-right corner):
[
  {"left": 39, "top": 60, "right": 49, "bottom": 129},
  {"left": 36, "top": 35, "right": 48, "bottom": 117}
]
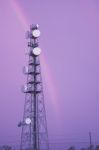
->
[{"left": 18, "top": 24, "right": 49, "bottom": 150}]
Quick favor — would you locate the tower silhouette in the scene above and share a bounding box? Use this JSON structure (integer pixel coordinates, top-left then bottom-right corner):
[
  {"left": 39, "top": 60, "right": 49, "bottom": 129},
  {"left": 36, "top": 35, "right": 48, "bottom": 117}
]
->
[{"left": 18, "top": 24, "right": 49, "bottom": 150}]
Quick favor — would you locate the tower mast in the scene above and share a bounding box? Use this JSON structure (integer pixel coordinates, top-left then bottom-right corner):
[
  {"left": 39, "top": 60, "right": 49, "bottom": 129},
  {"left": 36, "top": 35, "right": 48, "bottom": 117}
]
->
[{"left": 18, "top": 24, "right": 49, "bottom": 150}]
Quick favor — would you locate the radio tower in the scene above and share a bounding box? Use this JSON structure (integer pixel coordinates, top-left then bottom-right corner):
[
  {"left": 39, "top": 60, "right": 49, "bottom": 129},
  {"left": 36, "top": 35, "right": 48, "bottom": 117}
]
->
[{"left": 18, "top": 24, "right": 49, "bottom": 150}]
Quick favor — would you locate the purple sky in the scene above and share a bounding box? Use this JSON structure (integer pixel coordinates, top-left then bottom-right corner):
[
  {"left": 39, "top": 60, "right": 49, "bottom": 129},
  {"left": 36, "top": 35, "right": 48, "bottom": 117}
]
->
[{"left": 0, "top": 0, "right": 99, "bottom": 148}]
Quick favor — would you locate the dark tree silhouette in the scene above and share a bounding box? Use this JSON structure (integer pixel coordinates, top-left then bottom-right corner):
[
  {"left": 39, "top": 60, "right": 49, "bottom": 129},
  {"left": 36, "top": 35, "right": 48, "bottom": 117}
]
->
[
  {"left": 68, "top": 146, "right": 76, "bottom": 150},
  {"left": 81, "top": 148, "right": 86, "bottom": 150},
  {"left": 95, "top": 145, "right": 99, "bottom": 150},
  {"left": 87, "top": 145, "right": 94, "bottom": 150},
  {"left": 0, "top": 145, "right": 13, "bottom": 150}
]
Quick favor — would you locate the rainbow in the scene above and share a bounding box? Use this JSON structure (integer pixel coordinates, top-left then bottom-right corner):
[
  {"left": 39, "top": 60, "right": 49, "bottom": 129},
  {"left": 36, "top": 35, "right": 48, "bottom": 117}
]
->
[
  {"left": 9, "top": 0, "right": 28, "bottom": 30},
  {"left": 8, "top": 0, "right": 62, "bottom": 122}
]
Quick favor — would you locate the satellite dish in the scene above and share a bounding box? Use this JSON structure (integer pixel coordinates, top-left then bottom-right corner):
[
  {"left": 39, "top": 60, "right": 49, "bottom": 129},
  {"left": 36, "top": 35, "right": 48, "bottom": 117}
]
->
[
  {"left": 32, "top": 29, "right": 41, "bottom": 38},
  {"left": 25, "top": 118, "right": 31, "bottom": 125},
  {"left": 32, "top": 47, "right": 41, "bottom": 56}
]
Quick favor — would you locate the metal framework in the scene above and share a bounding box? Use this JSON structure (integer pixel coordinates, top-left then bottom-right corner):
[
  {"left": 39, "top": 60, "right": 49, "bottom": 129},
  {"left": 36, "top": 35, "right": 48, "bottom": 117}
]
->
[{"left": 18, "top": 24, "right": 49, "bottom": 150}]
